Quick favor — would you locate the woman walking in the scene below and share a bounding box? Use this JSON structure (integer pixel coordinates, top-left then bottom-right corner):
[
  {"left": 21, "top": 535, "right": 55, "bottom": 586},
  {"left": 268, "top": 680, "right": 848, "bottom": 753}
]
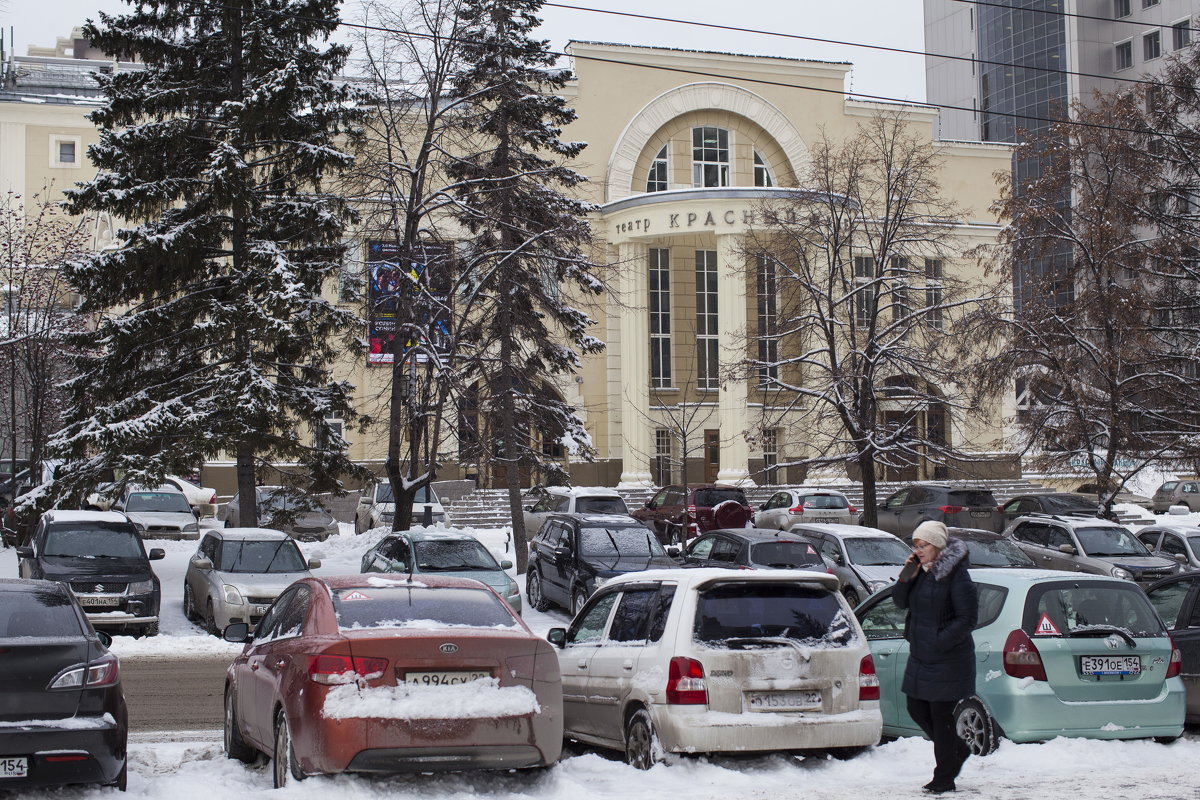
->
[{"left": 893, "top": 520, "right": 978, "bottom": 794}]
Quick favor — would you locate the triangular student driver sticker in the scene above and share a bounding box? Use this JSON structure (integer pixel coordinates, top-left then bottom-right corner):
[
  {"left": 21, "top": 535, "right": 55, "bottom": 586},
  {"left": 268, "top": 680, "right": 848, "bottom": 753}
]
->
[
  {"left": 341, "top": 591, "right": 371, "bottom": 602},
  {"left": 1034, "top": 613, "right": 1061, "bottom": 636}
]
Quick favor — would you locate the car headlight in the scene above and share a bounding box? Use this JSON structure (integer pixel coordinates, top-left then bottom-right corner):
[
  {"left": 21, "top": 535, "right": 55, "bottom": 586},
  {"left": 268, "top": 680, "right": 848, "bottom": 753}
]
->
[
  {"left": 505, "top": 582, "right": 520, "bottom": 597},
  {"left": 223, "top": 585, "right": 244, "bottom": 605},
  {"left": 183, "top": 522, "right": 199, "bottom": 533},
  {"left": 1111, "top": 566, "right": 1133, "bottom": 581},
  {"left": 127, "top": 579, "right": 155, "bottom": 594},
  {"left": 868, "top": 580, "right": 891, "bottom": 593},
  {"left": 380, "top": 512, "right": 394, "bottom": 523}
]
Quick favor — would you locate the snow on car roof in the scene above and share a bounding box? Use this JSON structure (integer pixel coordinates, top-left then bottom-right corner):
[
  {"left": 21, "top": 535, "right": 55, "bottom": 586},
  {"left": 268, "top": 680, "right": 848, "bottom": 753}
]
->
[
  {"left": 792, "top": 523, "right": 894, "bottom": 538},
  {"left": 601, "top": 566, "right": 840, "bottom": 589},
  {"left": 543, "top": 485, "right": 622, "bottom": 497},
  {"left": 214, "top": 527, "right": 294, "bottom": 541},
  {"left": 42, "top": 509, "right": 129, "bottom": 523}
]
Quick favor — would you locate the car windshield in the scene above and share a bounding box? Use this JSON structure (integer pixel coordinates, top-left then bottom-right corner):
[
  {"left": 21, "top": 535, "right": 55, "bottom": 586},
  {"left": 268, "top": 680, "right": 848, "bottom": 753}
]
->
[
  {"left": 694, "top": 582, "right": 855, "bottom": 646},
  {"left": 694, "top": 489, "right": 747, "bottom": 507},
  {"left": 372, "top": 484, "right": 435, "bottom": 505},
  {"left": 1, "top": 586, "right": 82, "bottom": 637},
  {"left": 332, "top": 586, "right": 518, "bottom": 629},
  {"left": 125, "top": 491, "right": 192, "bottom": 513},
  {"left": 216, "top": 539, "right": 307, "bottom": 573},
  {"left": 1026, "top": 582, "right": 1164, "bottom": 638},
  {"left": 748, "top": 541, "right": 822, "bottom": 568},
  {"left": 963, "top": 537, "right": 1035, "bottom": 567},
  {"left": 43, "top": 523, "right": 146, "bottom": 559},
  {"left": 575, "top": 496, "right": 628, "bottom": 514},
  {"left": 257, "top": 490, "right": 318, "bottom": 512},
  {"left": 1075, "top": 526, "right": 1149, "bottom": 557},
  {"left": 412, "top": 539, "right": 499, "bottom": 571},
  {"left": 579, "top": 526, "right": 664, "bottom": 557},
  {"left": 947, "top": 490, "right": 998, "bottom": 507},
  {"left": 801, "top": 494, "right": 849, "bottom": 509},
  {"left": 844, "top": 537, "right": 911, "bottom": 566}
]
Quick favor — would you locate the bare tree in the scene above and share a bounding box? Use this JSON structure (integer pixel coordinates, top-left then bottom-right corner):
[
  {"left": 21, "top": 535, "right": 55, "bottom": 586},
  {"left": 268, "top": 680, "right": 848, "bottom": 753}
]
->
[{"left": 741, "top": 112, "right": 1001, "bottom": 525}]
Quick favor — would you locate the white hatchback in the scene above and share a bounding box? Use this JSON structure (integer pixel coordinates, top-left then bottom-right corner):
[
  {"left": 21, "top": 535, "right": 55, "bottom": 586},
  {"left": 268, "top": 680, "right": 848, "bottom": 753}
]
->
[
  {"left": 754, "top": 488, "right": 856, "bottom": 529},
  {"left": 547, "top": 568, "right": 882, "bottom": 768}
]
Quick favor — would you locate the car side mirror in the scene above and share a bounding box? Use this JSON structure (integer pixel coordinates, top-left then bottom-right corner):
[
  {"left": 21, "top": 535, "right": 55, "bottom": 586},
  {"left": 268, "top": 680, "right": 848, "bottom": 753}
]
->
[
  {"left": 96, "top": 630, "right": 113, "bottom": 648},
  {"left": 524, "top": 505, "right": 533, "bottom": 512},
  {"left": 149, "top": 548, "right": 166, "bottom": 560},
  {"left": 193, "top": 557, "right": 213, "bottom": 570},
  {"left": 554, "top": 545, "right": 571, "bottom": 560},
  {"left": 666, "top": 545, "right": 681, "bottom": 557},
  {"left": 308, "top": 558, "right": 322, "bottom": 569},
  {"left": 1174, "top": 553, "right": 1187, "bottom": 563},
  {"left": 223, "top": 622, "right": 252, "bottom": 643},
  {"left": 547, "top": 627, "right": 566, "bottom": 648},
  {"left": 15, "top": 546, "right": 32, "bottom": 559},
  {"left": 1058, "top": 544, "right": 1077, "bottom": 555},
  {"left": 500, "top": 559, "right": 513, "bottom": 570}
]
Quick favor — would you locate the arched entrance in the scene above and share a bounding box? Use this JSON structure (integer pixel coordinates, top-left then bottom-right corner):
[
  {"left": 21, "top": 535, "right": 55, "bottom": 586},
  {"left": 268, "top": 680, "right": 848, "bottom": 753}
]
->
[{"left": 880, "top": 376, "right": 949, "bottom": 482}]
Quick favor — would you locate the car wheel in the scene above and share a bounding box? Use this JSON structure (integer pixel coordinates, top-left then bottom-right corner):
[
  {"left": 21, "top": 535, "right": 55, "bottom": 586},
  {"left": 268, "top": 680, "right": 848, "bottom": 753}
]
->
[
  {"left": 273, "top": 710, "right": 306, "bottom": 788},
  {"left": 205, "top": 599, "right": 219, "bottom": 637},
  {"left": 668, "top": 523, "right": 684, "bottom": 545},
  {"left": 826, "top": 746, "right": 869, "bottom": 760},
  {"left": 572, "top": 589, "right": 588, "bottom": 617},
  {"left": 527, "top": 571, "right": 551, "bottom": 612},
  {"left": 953, "top": 697, "right": 999, "bottom": 756},
  {"left": 141, "top": 621, "right": 159, "bottom": 637},
  {"left": 183, "top": 584, "right": 198, "bottom": 621},
  {"left": 223, "top": 518, "right": 232, "bottom": 529},
  {"left": 224, "top": 688, "right": 257, "bottom": 763},
  {"left": 624, "top": 709, "right": 660, "bottom": 770},
  {"left": 842, "top": 587, "right": 860, "bottom": 608},
  {"left": 354, "top": 515, "right": 363, "bottom": 535},
  {"left": 1154, "top": 735, "right": 1179, "bottom": 745}
]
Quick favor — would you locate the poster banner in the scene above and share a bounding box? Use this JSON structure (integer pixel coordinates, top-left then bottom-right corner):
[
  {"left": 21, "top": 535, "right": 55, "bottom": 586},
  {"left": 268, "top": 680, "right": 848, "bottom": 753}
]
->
[{"left": 366, "top": 241, "right": 451, "bottom": 365}]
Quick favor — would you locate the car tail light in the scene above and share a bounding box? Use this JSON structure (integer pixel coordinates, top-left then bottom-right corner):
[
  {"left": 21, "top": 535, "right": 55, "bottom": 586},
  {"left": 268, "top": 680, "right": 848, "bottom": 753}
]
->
[
  {"left": 1167, "top": 635, "right": 1182, "bottom": 679},
  {"left": 687, "top": 505, "right": 697, "bottom": 516},
  {"left": 308, "top": 653, "right": 389, "bottom": 684},
  {"left": 1003, "top": 629, "right": 1047, "bottom": 680},
  {"left": 666, "top": 656, "right": 707, "bottom": 704},
  {"left": 789, "top": 505, "right": 805, "bottom": 513},
  {"left": 48, "top": 653, "right": 120, "bottom": 690},
  {"left": 859, "top": 654, "right": 880, "bottom": 701},
  {"left": 208, "top": 492, "right": 218, "bottom": 504},
  {"left": 848, "top": 505, "right": 857, "bottom": 514},
  {"left": 938, "top": 505, "right": 963, "bottom": 514},
  {"left": 45, "top": 754, "right": 90, "bottom": 763},
  {"left": 995, "top": 506, "right": 1004, "bottom": 513}
]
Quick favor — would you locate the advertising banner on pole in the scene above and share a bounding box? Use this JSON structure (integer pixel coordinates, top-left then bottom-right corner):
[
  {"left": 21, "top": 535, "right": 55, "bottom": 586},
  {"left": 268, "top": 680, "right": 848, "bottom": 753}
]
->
[{"left": 366, "top": 241, "right": 451, "bottom": 365}]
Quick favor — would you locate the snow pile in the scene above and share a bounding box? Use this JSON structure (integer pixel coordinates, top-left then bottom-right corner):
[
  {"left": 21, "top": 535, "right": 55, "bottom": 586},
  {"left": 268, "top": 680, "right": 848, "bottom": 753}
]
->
[
  {"left": 321, "top": 677, "right": 540, "bottom": 720},
  {"left": 0, "top": 713, "right": 116, "bottom": 729}
]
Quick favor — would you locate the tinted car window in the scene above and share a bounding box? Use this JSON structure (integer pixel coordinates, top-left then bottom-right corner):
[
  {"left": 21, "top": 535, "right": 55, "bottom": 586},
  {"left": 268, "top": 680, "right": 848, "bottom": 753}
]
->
[
  {"left": 975, "top": 584, "right": 1007, "bottom": 628},
  {"left": 569, "top": 592, "right": 618, "bottom": 643},
  {"left": 749, "top": 541, "right": 821, "bottom": 567},
  {"left": 579, "top": 526, "right": 663, "bottom": 557},
  {"left": 947, "top": 490, "right": 998, "bottom": 506},
  {"left": 647, "top": 585, "right": 676, "bottom": 642},
  {"left": 576, "top": 497, "right": 627, "bottom": 514},
  {"left": 1, "top": 586, "right": 82, "bottom": 637},
  {"left": 686, "top": 537, "right": 715, "bottom": 560},
  {"left": 125, "top": 491, "right": 192, "bottom": 513},
  {"left": 44, "top": 523, "right": 145, "bottom": 558},
  {"left": 1160, "top": 535, "right": 1188, "bottom": 559},
  {"left": 608, "top": 588, "right": 658, "bottom": 642},
  {"left": 844, "top": 537, "right": 910, "bottom": 565},
  {"left": 1147, "top": 581, "right": 1190, "bottom": 628},
  {"left": 273, "top": 585, "right": 310, "bottom": 639},
  {"left": 710, "top": 538, "right": 739, "bottom": 563},
  {"left": 374, "top": 484, "right": 435, "bottom": 504},
  {"left": 216, "top": 539, "right": 307, "bottom": 573},
  {"left": 1039, "top": 495, "right": 1095, "bottom": 514},
  {"left": 694, "top": 582, "right": 855, "bottom": 646},
  {"left": 1025, "top": 582, "right": 1164, "bottom": 638},
  {"left": 332, "top": 586, "right": 517, "bottom": 629},
  {"left": 693, "top": 489, "right": 746, "bottom": 507}
]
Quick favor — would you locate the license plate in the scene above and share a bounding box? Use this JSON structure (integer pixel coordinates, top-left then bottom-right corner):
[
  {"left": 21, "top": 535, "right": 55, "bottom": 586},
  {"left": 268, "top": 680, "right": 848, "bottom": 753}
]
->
[
  {"left": 0, "top": 757, "right": 27, "bottom": 779},
  {"left": 402, "top": 670, "right": 491, "bottom": 686},
  {"left": 77, "top": 596, "right": 120, "bottom": 607},
  {"left": 1081, "top": 655, "right": 1141, "bottom": 675},
  {"left": 970, "top": 510, "right": 991, "bottom": 518},
  {"left": 746, "top": 690, "right": 822, "bottom": 712}
]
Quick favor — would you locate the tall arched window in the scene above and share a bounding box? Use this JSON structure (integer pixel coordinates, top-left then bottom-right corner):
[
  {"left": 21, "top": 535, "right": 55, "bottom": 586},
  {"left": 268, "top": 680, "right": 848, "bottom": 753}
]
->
[
  {"left": 692, "top": 127, "right": 729, "bottom": 187},
  {"left": 646, "top": 145, "right": 668, "bottom": 192}
]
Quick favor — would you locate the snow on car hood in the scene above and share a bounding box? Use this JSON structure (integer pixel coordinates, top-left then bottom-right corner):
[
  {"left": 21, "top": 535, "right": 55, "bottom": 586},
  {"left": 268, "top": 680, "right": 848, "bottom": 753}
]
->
[
  {"left": 851, "top": 564, "right": 903, "bottom": 584},
  {"left": 321, "top": 677, "right": 540, "bottom": 720},
  {"left": 124, "top": 511, "right": 196, "bottom": 529}
]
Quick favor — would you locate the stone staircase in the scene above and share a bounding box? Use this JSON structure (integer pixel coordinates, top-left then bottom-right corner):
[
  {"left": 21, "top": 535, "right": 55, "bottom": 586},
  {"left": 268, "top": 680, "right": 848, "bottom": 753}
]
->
[{"left": 444, "top": 478, "right": 1075, "bottom": 530}]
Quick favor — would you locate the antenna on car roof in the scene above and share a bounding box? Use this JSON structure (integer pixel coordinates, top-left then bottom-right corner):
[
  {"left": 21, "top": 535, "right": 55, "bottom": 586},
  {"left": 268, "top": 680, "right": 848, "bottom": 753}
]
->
[{"left": 406, "top": 533, "right": 416, "bottom": 583}]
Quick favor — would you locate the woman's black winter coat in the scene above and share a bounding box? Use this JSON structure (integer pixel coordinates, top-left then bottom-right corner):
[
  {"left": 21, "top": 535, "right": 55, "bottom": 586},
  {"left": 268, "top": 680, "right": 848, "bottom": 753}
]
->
[{"left": 892, "top": 538, "right": 978, "bottom": 702}]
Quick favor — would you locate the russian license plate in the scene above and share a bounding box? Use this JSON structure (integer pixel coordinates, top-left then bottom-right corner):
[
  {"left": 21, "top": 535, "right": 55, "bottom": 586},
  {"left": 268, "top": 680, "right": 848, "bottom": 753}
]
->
[
  {"left": 77, "top": 596, "right": 120, "bottom": 607},
  {"left": 970, "top": 510, "right": 991, "bottom": 518},
  {"left": 1081, "top": 655, "right": 1142, "bottom": 675},
  {"left": 746, "top": 690, "right": 822, "bottom": 712},
  {"left": 402, "top": 670, "right": 491, "bottom": 686},
  {"left": 0, "top": 757, "right": 27, "bottom": 779}
]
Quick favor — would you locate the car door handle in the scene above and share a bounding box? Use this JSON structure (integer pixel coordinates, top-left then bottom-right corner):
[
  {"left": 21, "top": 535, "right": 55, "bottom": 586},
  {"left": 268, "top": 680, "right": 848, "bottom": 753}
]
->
[
  {"left": 250, "top": 662, "right": 260, "bottom": 671},
  {"left": 577, "top": 659, "right": 588, "bottom": 669},
  {"left": 622, "top": 660, "right": 635, "bottom": 671},
  {"left": 273, "top": 658, "right": 287, "bottom": 669}
]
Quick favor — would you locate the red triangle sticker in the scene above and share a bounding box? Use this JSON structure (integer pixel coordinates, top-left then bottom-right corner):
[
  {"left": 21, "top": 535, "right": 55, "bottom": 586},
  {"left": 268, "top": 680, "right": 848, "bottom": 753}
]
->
[
  {"left": 341, "top": 590, "right": 371, "bottom": 602},
  {"left": 1033, "top": 613, "right": 1061, "bottom": 636}
]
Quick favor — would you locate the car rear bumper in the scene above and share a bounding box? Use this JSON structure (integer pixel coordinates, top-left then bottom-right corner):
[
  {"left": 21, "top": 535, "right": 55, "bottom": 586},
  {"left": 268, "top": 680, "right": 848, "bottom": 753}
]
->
[
  {"left": 0, "top": 716, "right": 125, "bottom": 788},
  {"left": 988, "top": 678, "right": 1186, "bottom": 742},
  {"left": 653, "top": 705, "right": 882, "bottom": 753}
]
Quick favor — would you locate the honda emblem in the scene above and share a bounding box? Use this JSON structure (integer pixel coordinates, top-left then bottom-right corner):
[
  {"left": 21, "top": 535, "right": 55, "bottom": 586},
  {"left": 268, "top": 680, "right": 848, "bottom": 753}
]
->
[
  {"left": 1105, "top": 635, "right": 1122, "bottom": 650},
  {"left": 439, "top": 643, "right": 458, "bottom": 654}
]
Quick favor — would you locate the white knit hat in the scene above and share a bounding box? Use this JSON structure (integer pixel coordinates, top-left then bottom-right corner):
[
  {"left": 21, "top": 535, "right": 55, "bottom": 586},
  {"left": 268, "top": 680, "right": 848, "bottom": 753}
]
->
[{"left": 911, "top": 520, "right": 949, "bottom": 550}]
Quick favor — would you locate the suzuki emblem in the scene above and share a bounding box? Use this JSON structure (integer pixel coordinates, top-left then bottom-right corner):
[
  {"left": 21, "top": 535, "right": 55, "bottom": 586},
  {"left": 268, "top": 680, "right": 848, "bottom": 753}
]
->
[
  {"left": 439, "top": 643, "right": 458, "bottom": 654},
  {"left": 94, "top": 584, "right": 105, "bottom": 593}
]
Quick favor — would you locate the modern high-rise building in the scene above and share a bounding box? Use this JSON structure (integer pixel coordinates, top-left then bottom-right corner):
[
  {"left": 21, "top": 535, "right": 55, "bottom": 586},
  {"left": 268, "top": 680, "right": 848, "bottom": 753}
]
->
[{"left": 925, "top": 0, "right": 1198, "bottom": 145}]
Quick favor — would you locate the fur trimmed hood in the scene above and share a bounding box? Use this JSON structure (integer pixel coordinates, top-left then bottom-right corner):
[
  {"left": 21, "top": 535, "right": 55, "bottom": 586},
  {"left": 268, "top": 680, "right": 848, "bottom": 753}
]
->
[{"left": 929, "top": 537, "right": 969, "bottom": 581}]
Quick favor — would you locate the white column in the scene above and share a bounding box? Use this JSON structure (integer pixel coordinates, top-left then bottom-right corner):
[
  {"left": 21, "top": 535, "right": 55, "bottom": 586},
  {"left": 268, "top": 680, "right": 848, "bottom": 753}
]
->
[
  {"left": 715, "top": 233, "right": 754, "bottom": 486},
  {"left": 617, "top": 241, "right": 654, "bottom": 486}
]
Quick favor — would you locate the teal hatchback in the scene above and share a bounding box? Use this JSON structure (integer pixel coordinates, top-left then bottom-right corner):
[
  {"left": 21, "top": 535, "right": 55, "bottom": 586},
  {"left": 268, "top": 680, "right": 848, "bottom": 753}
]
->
[{"left": 855, "top": 569, "right": 1185, "bottom": 753}]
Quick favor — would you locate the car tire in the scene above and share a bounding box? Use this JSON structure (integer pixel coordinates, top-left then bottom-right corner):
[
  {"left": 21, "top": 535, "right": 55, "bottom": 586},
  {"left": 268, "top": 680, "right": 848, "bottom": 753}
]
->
[
  {"left": 827, "top": 746, "right": 869, "bottom": 760},
  {"left": 183, "top": 584, "right": 198, "bottom": 621},
  {"left": 223, "top": 518, "right": 232, "bottom": 529},
  {"left": 953, "top": 697, "right": 1000, "bottom": 756},
  {"left": 224, "top": 688, "right": 257, "bottom": 764},
  {"left": 624, "top": 709, "right": 660, "bottom": 770},
  {"left": 354, "top": 515, "right": 363, "bottom": 535},
  {"left": 572, "top": 589, "right": 588, "bottom": 617},
  {"left": 272, "top": 710, "right": 306, "bottom": 789},
  {"left": 1154, "top": 736, "right": 1179, "bottom": 745},
  {"left": 842, "top": 587, "right": 860, "bottom": 608},
  {"left": 141, "top": 621, "right": 159, "bottom": 637},
  {"left": 205, "top": 599, "right": 219, "bottom": 637},
  {"left": 668, "top": 522, "right": 684, "bottom": 545},
  {"left": 527, "top": 570, "right": 551, "bottom": 612}
]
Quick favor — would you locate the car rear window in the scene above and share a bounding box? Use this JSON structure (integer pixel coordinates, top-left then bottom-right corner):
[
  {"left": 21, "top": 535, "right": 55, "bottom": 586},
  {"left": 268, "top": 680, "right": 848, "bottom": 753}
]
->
[
  {"left": 332, "top": 586, "right": 518, "bottom": 630},
  {"left": 801, "top": 494, "right": 849, "bottom": 509},
  {"left": 748, "top": 541, "right": 822, "bottom": 568},
  {"left": 693, "top": 581, "right": 855, "bottom": 647},
  {"left": 1040, "top": 495, "right": 1095, "bottom": 513},
  {"left": 844, "top": 537, "right": 911, "bottom": 565},
  {"left": 693, "top": 489, "right": 747, "bottom": 507},
  {"left": 947, "top": 490, "right": 998, "bottom": 507},
  {"left": 0, "top": 586, "right": 83, "bottom": 637},
  {"left": 575, "top": 497, "right": 628, "bottom": 515},
  {"left": 1023, "top": 581, "right": 1165, "bottom": 638}
]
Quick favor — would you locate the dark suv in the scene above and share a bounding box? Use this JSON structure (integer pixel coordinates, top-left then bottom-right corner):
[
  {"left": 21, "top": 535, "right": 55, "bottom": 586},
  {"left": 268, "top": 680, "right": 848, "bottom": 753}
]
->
[
  {"left": 16, "top": 510, "right": 164, "bottom": 637},
  {"left": 631, "top": 484, "right": 752, "bottom": 544},
  {"left": 526, "top": 513, "right": 678, "bottom": 616},
  {"left": 871, "top": 484, "right": 1004, "bottom": 538}
]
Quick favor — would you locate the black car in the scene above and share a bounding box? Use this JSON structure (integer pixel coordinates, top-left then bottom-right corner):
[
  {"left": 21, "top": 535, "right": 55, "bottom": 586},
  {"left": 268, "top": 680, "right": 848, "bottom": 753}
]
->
[
  {"left": 872, "top": 484, "right": 1004, "bottom": 538},
  {"left": 1145, "top": 572, "right": 1200, "bottom": 723},
  {"left": 16, "top": 510, "right": 164, "bottom": 637},
  {"left": 675, "top": 528, "right": 828, "bottom": 572},
  {"left": 946, "top": 527, "right": 1038, "bottom": 568},
  {"left": 1001, "top": 493, "right": 1101, "bottom": 521},
  {"left": 526, "top": 512, "right": 678, "bottom": 616},
  {"left": 0, "top": 578, "right": 129, "bottom": 790}
]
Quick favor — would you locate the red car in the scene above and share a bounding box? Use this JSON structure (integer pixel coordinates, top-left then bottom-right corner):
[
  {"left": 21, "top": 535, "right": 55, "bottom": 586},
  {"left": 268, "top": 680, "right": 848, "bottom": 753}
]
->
[
  {"left": 221, "top": 575, "right": 563, "bottom": 787},
  {"left": 631, "top": 483, "right": 752, "bottom": 544}
]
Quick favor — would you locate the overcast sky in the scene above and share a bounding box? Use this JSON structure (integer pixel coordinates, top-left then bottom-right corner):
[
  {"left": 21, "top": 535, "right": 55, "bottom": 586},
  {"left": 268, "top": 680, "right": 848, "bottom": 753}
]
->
[{"left": 1, "top": 0, "right": 928, "bottom": 102}]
